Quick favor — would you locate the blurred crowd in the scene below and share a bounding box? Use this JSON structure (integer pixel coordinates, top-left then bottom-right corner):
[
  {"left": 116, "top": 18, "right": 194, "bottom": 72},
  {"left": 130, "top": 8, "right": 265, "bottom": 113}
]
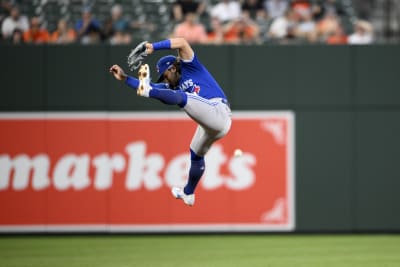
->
[{"left": 0, "top": 0, "right": 376, "bottom": 45}]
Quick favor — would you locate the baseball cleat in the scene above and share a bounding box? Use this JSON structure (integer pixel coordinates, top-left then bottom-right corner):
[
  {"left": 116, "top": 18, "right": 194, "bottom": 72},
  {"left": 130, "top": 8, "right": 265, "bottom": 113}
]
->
[
  {"left": 137, "top": 64, "right": 152, "bottom": 97},
  {"left": 171, "top": 187, "right": 195, "bottom": 206}
]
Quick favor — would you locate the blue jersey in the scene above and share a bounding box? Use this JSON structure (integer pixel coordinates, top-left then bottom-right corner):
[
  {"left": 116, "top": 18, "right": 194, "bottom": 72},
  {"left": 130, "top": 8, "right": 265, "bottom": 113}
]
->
[
  {"left": 152, "top": 54, "right": 227, "bottom": 100},
  {"left": 178, "top": 54, "right": 227, "bottom": 100}
]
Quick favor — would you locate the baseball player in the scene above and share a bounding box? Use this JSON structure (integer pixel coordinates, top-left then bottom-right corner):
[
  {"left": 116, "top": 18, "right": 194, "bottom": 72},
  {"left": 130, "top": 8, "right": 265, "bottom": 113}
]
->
[{"left": 109, "top": 37, "right": 232, "bottom": 206}]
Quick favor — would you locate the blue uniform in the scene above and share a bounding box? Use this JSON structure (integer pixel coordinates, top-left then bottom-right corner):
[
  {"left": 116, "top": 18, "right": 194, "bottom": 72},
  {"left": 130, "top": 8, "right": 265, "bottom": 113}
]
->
[
  {"left": 149, "top": 54, "right": 227, "bottom": 102},
  {"left": 125, "top": 52, "right": 232, "bottom": 199},
  {"left": 177, "top": 55, "right": 227, "bottom": 100}
]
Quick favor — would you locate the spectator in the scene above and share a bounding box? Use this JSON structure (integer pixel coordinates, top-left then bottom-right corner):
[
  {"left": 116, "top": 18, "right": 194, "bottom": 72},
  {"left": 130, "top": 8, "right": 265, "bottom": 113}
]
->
[
  {"left": 223, "top": 15, "right": 260, "bottom": 44},
  {"left": 50, "top": 18, "right": 76, "bottom": 44},
  {"left": 102, "top": 17, "right": 115, "bottom": 42},
  {"left": 109, "top": 29, "right": 132, "bottom": 45},
  {"left": 348, "top": 19, "right": 373, "bottom": 44},
  {"left": 172, "top": 0, "right": 206, "bottom": 22},
  {"left": 129, "top": 19, "right": 156, "bottom": 40},
  {"left": 105, "top": 4, "right": 131, "bottom": 45},
  {"left": 10, "top": 28, "right": 23, "bottom": 44},
  {"left": 294, "top": 7, "right": 317, "bottom": 42},
  {"left": 75, "top": 6, "right": 102, "bottom": 44},
  {"left": 265, "top": 0, "right": 289, "bottom": 19},
  {"left": 172, "top": 12, "right": 208, "bottom": 44},
  {"left": 23, "top": 16, "right": 50, "bottom": 44},
  {"left": 290, "top": 0, "right": 311, "bottom": 10},
  {"left": 0, "top": 0, "right": 12, "bottom": 25},
  {"left": 316, "top": 11, "right": 340, "bottom": 41},
  {"left": 326, "top": 23, "right": 347, "bottom": 45},
  {"left": 0, "top": 0, "right": 13, "bottom": 14},
  {"left": 107, "top": 18, "right": 132, "bottom": 45},
  {"left": 310, "top": 1, "right": 325, "bottom": 21},
  {"left": 320, "top": 0, "right": 344, "bottom": 17},
  {"left": 290, "top": 0, "right": 312, "bottom": 24},
  {"left": 1, "top": 5, "right": 28, "bottom": 39},
  {"left": 110, "top": 4, "right": 129, "bottom": 33},
  {"left": 267, "top": 8, "right": 297, "bottom": 40},
  {"left": 242, "top": 0, "right": 266, "bottom": 21},
  {"left": 210, "top": 0, "right": 241, "bottom": 24},
  {"left": 207, "top": 16, "right": 224, "bottom": 44}
]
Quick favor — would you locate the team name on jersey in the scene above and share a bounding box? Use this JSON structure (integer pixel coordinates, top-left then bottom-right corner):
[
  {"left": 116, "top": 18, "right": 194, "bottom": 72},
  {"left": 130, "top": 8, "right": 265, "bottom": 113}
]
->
[{"left": 179, "top": 79, "right": 200, "bottom": 94}]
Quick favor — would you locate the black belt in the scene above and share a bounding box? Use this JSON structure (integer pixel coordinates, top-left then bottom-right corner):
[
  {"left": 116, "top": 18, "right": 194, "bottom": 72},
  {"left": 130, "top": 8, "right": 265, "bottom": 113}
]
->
[{"left": 221, "top": 98, "right": 230, "bottom": 107}]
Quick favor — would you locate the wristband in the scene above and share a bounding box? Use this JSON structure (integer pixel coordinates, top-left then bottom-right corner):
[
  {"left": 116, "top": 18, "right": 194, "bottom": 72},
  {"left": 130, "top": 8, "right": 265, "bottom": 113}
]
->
[{"left": 152, "top": 39, "right": 171, "bottom": 50}]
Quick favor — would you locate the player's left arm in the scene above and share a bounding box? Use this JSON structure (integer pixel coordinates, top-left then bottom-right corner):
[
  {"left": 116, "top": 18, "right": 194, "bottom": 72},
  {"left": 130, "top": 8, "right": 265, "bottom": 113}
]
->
[
  {"left": 145, "top": 37, "right": 194, "bottom": 61},
  {"left": 110, "top": 64, "right": 187, "bottom": 106},
  {"left": 109, "top": 64, "right": 168, "bottom": 89}
]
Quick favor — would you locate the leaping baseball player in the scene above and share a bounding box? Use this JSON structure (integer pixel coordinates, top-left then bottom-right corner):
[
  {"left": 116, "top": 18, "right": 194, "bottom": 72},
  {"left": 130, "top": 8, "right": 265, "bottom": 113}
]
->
[{"left": 109, "top": 37, "right": 232, "bottom": 206}]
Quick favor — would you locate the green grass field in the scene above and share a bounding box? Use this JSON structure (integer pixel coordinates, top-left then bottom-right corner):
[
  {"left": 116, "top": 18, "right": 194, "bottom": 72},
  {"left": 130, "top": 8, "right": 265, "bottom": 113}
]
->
[{"left": 0, "top": 235, "right": 399, "bottom": 267}]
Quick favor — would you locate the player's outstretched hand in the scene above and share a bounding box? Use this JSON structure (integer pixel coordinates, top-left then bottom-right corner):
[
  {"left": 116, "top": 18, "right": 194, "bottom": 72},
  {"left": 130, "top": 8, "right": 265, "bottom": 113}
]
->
[
  {"left": 145, "top": 43, "right": 154, "bottom": 55},
  {"left": 109, "top": 64, "right": 127, "bottom": 81}
]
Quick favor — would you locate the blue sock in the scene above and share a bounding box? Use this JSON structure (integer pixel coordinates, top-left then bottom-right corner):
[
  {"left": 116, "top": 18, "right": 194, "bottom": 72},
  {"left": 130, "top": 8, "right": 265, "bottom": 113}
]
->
[{"left": 184, "top": 149, "right": 205, "bottom": 195}]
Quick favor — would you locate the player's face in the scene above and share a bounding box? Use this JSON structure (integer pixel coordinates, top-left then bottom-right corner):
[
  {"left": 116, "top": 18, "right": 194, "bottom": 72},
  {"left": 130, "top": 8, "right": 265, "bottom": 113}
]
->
[{"left": 163, "top": 67, "right": 180, "bottom": 88}]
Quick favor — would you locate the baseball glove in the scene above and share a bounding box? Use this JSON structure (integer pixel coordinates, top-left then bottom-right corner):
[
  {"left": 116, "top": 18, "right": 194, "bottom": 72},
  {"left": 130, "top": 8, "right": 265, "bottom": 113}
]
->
[{"left": 127, "top": 41, "right": 148, "bottom": 71}]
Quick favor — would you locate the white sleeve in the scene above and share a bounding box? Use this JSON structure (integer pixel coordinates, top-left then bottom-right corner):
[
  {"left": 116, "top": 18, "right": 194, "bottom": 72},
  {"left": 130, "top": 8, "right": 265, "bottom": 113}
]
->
[
  {"left": 19, "top": 16, "right": 30, "bottom": 32},
  {"left": 1, "top": 18, "right": 13, "bottom": 37},
  {"left": 181, "top": 53, "right": 195, "bottom": 63}
]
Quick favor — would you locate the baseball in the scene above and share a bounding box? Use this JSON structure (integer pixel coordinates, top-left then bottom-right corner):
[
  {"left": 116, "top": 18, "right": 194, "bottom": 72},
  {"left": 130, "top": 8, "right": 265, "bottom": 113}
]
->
[{"left": 234, "top": 149, "right": 243, "bottom": 157}]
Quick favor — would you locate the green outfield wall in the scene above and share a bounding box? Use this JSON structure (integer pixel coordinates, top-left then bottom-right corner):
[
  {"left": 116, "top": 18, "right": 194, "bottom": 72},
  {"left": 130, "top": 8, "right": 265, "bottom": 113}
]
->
[{"left": 1, "top": 44, "right": 400, "bottom": 232}]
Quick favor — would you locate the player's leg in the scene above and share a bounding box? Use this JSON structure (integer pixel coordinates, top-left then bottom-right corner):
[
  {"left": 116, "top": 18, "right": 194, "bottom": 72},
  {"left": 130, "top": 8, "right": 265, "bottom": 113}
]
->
[
  {"left": 171, "top": 138, "right": 205, "bottom": 206},
  {"left": 171, "top": 127, "right": 208, "bottom": 206},
  {"left": 183, "top": 126, "right": 213, "bottom": 195},
  {"left": 172, "top": 125, "right": 228, "bottom": 206},
  {"left": 184, "top": 148, "right": 205, "bottom": 195},
  {"left": 183, "top": 93, "right": 232, "bottom": 134},
  {"left": 178, "top": 121, "right": 228, "bottom": 194},
  {"left": 137, "top": 64, "right": 188, "bottom": 105},
  {"left": 189, "top": 124, "right": 223, "bottom": 156},
  {"left": 149, "top": 88, "right": 187, "bottom": 106},
  {"left": 181, "top": 95, "right": 232, "bottom": 196}
]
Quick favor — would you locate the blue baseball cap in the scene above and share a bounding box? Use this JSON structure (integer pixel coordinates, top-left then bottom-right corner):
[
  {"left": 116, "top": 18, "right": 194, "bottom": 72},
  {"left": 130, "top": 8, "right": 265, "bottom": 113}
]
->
[{"left": 156, "top": 55, "right": 177, "bottom": 82}]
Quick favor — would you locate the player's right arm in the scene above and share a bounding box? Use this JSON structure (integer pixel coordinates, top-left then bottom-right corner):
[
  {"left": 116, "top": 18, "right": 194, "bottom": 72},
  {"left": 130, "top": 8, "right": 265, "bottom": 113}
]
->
[
  {"left": 145, "top": 37, "right": 194, "bottom": 61},
  {"left": 170, "top": 38, "right": 194, "bottom": 60}
]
